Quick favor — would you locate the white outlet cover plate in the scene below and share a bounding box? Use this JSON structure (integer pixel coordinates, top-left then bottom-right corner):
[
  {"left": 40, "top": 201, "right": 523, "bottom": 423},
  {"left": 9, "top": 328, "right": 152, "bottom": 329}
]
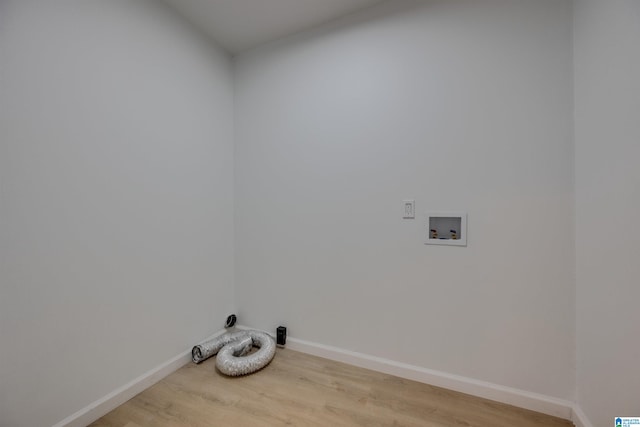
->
[{"left": 403, "top": 200, "right": 415, "bottom": 219}]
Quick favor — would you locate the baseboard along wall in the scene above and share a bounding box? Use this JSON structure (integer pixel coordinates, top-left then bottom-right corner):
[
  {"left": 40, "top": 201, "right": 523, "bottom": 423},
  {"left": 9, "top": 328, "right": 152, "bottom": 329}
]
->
[
  {"left": 52, "top": 329, "right": 227, "bottom": 427},
  {"left": 237, "top": 325, "right": 591, "bottom": 426},
  {"left": 54, "top": 326, "right": 593, "bottom": 427},
  {"left": 570, "top": 405, "right": 594, "bottom": 427}
]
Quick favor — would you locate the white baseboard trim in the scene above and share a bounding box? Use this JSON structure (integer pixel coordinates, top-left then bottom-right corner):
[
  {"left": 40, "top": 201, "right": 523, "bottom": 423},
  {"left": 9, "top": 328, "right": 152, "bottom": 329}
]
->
[
  {"left": 55, "top": 325, "right": 592, "bottom": 427},
  {"left": 52, "top": 329, "right": 227, "bottom": 427},
  {"left": 571, "top": 404, "right": 594, "bottom": 427},
  {"left": 236, "top": 326, "right": 574, "bottom": 421}
]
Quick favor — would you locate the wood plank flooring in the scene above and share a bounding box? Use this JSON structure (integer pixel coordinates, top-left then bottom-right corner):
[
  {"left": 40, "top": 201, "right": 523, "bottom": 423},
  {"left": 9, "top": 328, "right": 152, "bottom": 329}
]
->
[{"left": 91, "top": 348, "right": 574, "bottom": 427}]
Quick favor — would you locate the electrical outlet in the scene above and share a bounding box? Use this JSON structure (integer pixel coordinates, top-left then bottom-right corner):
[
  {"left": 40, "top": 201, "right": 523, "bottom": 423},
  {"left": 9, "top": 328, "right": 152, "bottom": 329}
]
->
[{"left": 403, "top": 200, "right": 415, "bottom": 219}]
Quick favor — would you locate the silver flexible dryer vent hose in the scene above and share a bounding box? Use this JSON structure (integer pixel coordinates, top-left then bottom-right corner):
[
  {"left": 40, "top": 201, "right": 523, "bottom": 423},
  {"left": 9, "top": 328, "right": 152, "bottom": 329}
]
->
[{"left": 192, "top": 330, "right": 276, "bottom": 376}]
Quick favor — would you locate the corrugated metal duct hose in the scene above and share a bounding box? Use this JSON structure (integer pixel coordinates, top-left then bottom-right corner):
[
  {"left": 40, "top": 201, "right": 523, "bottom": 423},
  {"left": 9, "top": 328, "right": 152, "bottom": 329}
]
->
[{"left": 192, "top": 330, "right": 276, "bottom": 376}]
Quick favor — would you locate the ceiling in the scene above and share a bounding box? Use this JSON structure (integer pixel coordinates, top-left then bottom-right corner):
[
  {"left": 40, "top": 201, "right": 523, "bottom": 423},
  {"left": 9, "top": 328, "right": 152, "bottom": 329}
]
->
[{"left": 163, "top": 0, "right": 386, "bottom": 55}]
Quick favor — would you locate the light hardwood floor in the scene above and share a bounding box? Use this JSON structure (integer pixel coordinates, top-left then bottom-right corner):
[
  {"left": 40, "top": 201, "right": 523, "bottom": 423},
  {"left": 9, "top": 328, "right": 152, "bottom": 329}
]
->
[{"left": 91, "top": 348, "right": 574, "bottom": 427}]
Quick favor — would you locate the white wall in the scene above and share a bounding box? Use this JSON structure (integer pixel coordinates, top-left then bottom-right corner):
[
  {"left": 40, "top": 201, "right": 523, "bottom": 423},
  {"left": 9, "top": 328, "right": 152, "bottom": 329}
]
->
[
  {"left": 235, "top": 0, "right": 575, "bottom": 400},
  {"left": 11, "top": 1, "right": 636, "bottom": 424},
  {"left": 574, "top": 0, "right": 640, "bottom": 425},
  {"left": 0, "top": 1, "right": 234, "bottom": 426}
]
